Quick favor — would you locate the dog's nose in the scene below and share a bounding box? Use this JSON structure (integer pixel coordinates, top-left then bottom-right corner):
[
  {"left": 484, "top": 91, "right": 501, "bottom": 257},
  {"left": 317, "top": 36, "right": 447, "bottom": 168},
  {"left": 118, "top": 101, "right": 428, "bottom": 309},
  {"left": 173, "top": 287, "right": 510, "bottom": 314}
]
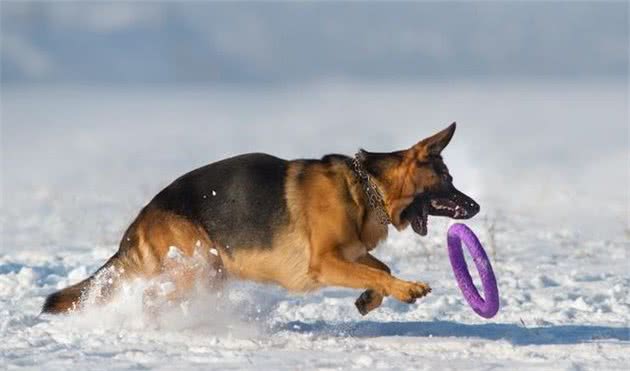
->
[
  {"left": 468, "top": 199, "right": 480, "bottom": 217},
  {"left": 451, "top": 186, "right": 480, "bottom": 218}
]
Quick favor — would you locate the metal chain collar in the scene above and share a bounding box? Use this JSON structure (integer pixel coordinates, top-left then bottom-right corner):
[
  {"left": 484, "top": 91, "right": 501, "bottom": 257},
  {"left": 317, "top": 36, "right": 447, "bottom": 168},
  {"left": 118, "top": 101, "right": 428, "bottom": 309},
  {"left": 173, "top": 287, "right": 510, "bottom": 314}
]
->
[{"left": 349, "top": 152, "right": 392, "bottom": 225}]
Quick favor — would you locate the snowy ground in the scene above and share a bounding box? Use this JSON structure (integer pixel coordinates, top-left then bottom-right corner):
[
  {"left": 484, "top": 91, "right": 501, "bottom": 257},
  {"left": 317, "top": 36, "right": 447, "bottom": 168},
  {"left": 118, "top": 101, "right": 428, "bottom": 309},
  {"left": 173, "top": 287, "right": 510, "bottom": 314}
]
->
[{"left": 1, "top": 81, "right": 628, "bottom": 370}]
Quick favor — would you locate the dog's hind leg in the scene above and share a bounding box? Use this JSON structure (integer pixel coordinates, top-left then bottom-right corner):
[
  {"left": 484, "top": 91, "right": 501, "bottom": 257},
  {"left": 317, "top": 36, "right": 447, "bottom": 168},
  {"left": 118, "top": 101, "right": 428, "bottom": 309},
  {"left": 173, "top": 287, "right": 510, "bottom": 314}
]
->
[
  {"left": 42, "top": 207, "right": 225, "bottom": 315},
  {"left": 143, "top": 242, "right": 226, "bottom": 313},
  {"left": 137, "top": 208, "right": 226, "bottom": 314}
]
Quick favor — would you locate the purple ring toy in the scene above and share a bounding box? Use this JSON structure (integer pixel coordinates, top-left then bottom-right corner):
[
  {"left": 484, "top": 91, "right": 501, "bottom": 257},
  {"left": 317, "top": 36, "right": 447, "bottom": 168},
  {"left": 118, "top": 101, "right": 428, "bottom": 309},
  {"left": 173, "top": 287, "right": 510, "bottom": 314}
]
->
[{"left": 447, "top": 223, "right": 499, "bottom": 318}]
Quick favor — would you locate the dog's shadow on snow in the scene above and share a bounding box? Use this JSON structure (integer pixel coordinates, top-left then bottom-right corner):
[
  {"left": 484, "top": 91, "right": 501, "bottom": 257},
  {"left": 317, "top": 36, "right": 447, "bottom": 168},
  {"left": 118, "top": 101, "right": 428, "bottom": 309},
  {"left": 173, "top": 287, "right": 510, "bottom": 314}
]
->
[{"left": 275, "top": 320, "right": 629, "bottom": 346}]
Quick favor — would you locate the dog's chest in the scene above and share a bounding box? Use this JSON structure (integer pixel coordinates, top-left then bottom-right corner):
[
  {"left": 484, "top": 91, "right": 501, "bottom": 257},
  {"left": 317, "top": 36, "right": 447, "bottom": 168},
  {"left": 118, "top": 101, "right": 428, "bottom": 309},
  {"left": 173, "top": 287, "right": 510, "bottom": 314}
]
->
[
  {"left": 341, "top": 242, "right": 368, "bottom": 262},
  {"left": 360, "top": 220, "right": 388, "bottom": 252}
]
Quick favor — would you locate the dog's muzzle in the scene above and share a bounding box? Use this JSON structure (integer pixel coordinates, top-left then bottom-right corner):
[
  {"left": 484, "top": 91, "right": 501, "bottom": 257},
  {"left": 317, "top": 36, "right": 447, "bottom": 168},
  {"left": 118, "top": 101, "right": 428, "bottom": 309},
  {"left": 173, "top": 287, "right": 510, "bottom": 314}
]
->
[{"left": 401, "top": 186, "right": 480, "bottom": 236}]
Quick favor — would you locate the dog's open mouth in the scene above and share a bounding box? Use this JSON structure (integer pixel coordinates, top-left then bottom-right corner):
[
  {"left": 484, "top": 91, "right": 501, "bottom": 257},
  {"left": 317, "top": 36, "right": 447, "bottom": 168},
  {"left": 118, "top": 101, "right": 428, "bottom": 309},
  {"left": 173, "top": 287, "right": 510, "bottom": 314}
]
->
[{"left": 401, "top": 187, "right": 480, "bottom": 236}]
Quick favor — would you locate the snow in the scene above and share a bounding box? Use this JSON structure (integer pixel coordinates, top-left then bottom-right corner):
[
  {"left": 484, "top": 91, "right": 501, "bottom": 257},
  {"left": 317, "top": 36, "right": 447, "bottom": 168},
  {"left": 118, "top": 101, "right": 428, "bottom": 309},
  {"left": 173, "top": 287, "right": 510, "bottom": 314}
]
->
[
  {"left": 1, "top": 81, "right": 628, "bottom": 370},
  {"left": 167, "top": 246, "right": 183, "bottom": 260}
]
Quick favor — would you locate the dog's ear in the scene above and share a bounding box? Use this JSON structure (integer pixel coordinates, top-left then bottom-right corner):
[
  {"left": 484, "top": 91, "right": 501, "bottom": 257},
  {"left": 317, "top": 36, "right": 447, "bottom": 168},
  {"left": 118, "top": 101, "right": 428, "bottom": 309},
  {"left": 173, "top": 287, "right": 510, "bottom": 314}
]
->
[
  {"left": 413, "top": 122, "right": 456, "bottom": 155},
  {"left": 358, "top": 149, "right": 404, "bottom": 179}
]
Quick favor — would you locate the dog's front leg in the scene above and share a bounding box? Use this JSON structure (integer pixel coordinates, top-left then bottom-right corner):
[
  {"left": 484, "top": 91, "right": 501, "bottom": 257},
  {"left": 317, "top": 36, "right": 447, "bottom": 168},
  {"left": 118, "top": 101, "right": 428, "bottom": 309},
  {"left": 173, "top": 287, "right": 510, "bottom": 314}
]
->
[
  {"left": 309, "top": 251, "right": 431, "bottom": 305},
  {"left": 354, "top": 254, "right": 390, "bottom": 315}
]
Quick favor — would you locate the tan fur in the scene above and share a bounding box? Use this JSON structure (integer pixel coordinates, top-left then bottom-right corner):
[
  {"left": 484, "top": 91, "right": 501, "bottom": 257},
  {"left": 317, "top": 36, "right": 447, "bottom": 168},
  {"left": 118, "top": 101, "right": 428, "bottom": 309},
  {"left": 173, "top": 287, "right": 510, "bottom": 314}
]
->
[{"left": 130, "top": 208, "right": 225, "bottom": 309}]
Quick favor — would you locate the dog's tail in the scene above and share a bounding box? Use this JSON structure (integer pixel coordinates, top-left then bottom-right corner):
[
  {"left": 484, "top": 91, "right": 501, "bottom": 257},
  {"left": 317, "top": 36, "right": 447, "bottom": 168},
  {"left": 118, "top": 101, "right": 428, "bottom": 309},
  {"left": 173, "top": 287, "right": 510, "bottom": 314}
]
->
[
  {"left": 41, "top": 276, "right": 93, "bottom": 314},
  {"left": 42, "top": 253, "right": 125, "bottom": 314}
]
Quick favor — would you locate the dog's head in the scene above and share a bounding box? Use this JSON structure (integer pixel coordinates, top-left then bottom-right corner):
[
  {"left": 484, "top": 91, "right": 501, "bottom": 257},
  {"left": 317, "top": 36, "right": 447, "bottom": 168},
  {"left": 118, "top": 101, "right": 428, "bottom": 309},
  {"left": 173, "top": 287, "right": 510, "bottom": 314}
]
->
[{"left": 359, "top": 122, "right": 479, "bottom": 236}]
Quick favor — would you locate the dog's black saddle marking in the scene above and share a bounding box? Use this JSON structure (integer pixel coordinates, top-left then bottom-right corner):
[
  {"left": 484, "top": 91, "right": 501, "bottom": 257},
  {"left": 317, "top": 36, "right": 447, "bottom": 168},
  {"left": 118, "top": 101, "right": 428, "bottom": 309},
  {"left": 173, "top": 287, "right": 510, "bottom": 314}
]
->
[{"left": 151, "top": 153, "right": 289, "bottom": 249}]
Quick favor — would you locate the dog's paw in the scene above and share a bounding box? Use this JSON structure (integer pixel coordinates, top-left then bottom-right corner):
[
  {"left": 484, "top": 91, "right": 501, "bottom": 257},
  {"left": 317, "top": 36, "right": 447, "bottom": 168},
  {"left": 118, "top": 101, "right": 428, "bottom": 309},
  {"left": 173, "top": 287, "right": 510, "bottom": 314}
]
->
[
  {"left": 355, "top": 289, "right": 384, "bottom": 316},
  {"left": 388, "top": 280, "right": 431, "bottom": 304}
]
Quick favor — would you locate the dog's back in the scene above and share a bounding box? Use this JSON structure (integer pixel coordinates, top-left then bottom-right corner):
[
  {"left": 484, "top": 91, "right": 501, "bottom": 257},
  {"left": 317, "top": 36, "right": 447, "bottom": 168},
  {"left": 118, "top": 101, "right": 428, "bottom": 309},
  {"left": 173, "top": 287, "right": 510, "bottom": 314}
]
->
[{"left": 151, "top": 153, "right": 290, "bottom": 249}]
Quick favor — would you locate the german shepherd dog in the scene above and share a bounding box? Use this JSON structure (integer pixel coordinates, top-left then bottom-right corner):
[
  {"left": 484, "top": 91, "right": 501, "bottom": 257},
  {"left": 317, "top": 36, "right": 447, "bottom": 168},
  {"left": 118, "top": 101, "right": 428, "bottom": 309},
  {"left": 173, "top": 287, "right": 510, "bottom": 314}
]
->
[{"left": 42, "top": 123, "right": 479, "bottom": 316}]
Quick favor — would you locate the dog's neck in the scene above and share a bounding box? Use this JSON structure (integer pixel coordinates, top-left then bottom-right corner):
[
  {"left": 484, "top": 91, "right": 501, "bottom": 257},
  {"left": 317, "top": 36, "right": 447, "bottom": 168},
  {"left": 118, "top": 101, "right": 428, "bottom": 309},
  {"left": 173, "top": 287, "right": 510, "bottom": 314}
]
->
[{"left": 348, "top": 152, "right": 391, "bottom": 226}]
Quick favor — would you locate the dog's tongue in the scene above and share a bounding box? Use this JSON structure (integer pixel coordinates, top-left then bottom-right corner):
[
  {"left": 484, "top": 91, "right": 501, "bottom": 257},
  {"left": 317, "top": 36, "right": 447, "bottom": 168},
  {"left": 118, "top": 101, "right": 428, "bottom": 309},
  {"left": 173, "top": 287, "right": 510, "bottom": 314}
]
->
[{"left": 410, "top": 201, "right": 428, "bottom": 236}]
